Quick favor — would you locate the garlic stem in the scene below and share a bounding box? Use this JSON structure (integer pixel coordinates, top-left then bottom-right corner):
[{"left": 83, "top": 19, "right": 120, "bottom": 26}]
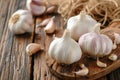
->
[
  {"left": 93, "top": 23, "right": 101, "bottom": 34},
  {"left": 62, "top": 29, "right": 71, "bottom": 39},
  {"left": 74, "top": 64, "right": 89, "bottom": 76},
  {"left": 108, "top": 54, "right": 118, "bottom": 61},
  {"left": 97, "top": 58, "right": 107, "bottom": 68},
  {"left": 79, "top": 11, "right": 86, "bottom": 20}
]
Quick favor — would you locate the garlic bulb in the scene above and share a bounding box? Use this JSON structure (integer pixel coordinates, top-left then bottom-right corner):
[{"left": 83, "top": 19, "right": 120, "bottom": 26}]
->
[
  {"left": 8, "top": 10, "right": 33, "bottom": 34},
  {"left": 48, "top": 29, "right": 82, "bottom": 64},
  {"left": 67, "top": 11, "right": 97, "bottom": 41},
  {"left": 26, "top": 0, "right": 46, "bottom": 16},
  {"left": 79, "top": 23, "right": 113, "bottom": 58}
]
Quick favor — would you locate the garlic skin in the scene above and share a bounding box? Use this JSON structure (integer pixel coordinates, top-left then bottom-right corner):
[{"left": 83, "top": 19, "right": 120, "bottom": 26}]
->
[
  {"left": 26, "top": 0, "right": 46, "bottom": 16},
  {"left": 48, "top": 29, "right": 82, "bottom": 64},
  {"left": 79, "top": 23, "right": 113, "bottom": 58},
  {"left": 67, "top": 11, "right": 97, "bottom": 41},
  {"left": 8, "top": 10, "right": 33, "bottom": 34}
]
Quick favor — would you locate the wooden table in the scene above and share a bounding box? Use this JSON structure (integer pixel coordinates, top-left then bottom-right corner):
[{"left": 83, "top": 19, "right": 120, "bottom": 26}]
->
[{"left": 0, "top": 0, "right": 120, "bottom": 80}]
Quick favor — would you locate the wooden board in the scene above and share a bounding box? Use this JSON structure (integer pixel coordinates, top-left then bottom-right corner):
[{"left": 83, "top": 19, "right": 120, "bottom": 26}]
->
[
  {"left": 0, "top": 0, "right": 33, "bottom": 80},
  {"left": 0, "top": 0, "right": 120, "bottom": 80}
]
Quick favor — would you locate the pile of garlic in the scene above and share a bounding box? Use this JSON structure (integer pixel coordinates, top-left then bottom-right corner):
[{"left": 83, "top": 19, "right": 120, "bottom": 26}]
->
[{"left": 48, "top": 11, "right": 119, "bottom": 70}]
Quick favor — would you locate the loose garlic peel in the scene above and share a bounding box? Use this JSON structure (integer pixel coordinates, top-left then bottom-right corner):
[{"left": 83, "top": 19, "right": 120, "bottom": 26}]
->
[
  {"left": 26, "top": 43, "right": 44, "bottom": 56},
  {"left": 67, "top": 11, "right": 97, "bottom": 41},
  {"left": 74, "top": 64, "right": 89, "bottom": 76},
  {"left": 48, "top": 29, "right": 82, "bottom": 64},
  {"left": 8, "top": 10, "right": 33, "bottom": 34},
  {"left": 44, "top": 16, "right": 56, "bottom": 34}
]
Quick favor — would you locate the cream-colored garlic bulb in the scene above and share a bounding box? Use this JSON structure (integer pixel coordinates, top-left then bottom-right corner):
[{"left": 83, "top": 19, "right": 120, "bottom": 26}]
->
[
  {"left": 79, "top": 23, "right": 113, "bottom": 58},
  {"left": 8, "top": 10, "right": 33, "bottom": 34},
  {"left": 48, "top": 29, "right": 82, "bottom": 64},
  {"left": 67, "top": 11, "right": 97, "bottom": 41},
  {"left": 79, "top": 23, "right": 113, "bottom": 67},
  {"left": 26, "top": 0, "right": 46, "bottom": 16}
]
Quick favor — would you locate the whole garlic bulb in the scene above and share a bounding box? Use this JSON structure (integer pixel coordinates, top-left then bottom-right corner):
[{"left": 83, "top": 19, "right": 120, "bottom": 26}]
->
[
  {"left": 8, "top": 10, "right": 33, "bottom": 34},
  {"left": 48, "top": 29, "right": 82, "bottom": 64},
  {"left": 26, "top": 0, "right": 46, "bottom": 16},
  {"left": 67, "top": 11, "right": 97, "bottom": 41},
  {"left": 79, "top": 23, "right": 113, "bottom": 58}
]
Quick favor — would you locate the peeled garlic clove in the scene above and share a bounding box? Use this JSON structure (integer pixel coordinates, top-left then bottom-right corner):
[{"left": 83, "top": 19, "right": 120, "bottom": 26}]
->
[
  {"left": 26, "top": 43, "right": 44, "bottom": 56},
  {"left": 8, "top": 10, "right": 33, "bottom": 34},
  {"left": 44, "top": 16, "right": 56, "bottom": 34},
  {"left": 67, "top": 11, "right": 97, "bottom": 41},
  {"left": 97, "top": 58, "right": 107, "bottom": 68},
  {"left": 46, "top": 5, "right": 57, "bottom": 13},
  {"left": 26, "top": 0, "right": 46, "bottom": 16},
  {"left": 74, "top": 64, "right": 89, "bottom": 76},
  {"left": 48, "top": 29, "right": 82, "bottom": 64},
  {"left": 79, "top": 23, "right": 113, "bottom": 58},
  {"left": 108, "top": 54, "right": 118, "bottom": 61}
]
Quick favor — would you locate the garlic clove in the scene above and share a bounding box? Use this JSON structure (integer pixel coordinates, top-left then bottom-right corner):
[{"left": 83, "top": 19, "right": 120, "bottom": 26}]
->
[
  {"left": 46, "top": 5, "right": 57, "bottom": 13},
  {"left": 44, "top": 16, "right": 56, "bottom": 34},
  {"left": 74, "top": 64, "right": 89, "bottom": 76},
  {"left": 8, "top": 10, "right": 33, "bottom": 34},
  {"left": 113, "top": 42, "right": 117, "bottom": 50},
  {"left": 26, "top": 43, "right": 44, "bottom": 56},
  {"left": 108, "top": 54, "right": 118, "bottom": 61},
  {"left": 97, "top": 58, "right": 107, "bottom": 68},
  {"left": 36, "top": 18, "right": 51, "bottom": 27},
  {"left": 26, "top": 0, "right": 46, "bottom": 16}
]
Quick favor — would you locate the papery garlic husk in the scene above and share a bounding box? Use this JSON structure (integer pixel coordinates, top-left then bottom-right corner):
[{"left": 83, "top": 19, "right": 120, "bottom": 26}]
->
[
  {"left": 44, "top": 16, "right": 56, "bottom": 34},
  {"left": 26, "top": 0, "right": 46, "bottom": 16},
  {"left": 79, "top": 23, "right": 113, "bottom": 58},
  {"left": 48, "top": 29, "right": 82, "bottom": 64},
  {"left": 26, "top": 43, "right": 44, "bottom": 56},
  {"left": 8, "top": 10, "right": 33, "bottom": 34},
  {"left": 67, "top": 11, "right": 98, "bottom": 41}
]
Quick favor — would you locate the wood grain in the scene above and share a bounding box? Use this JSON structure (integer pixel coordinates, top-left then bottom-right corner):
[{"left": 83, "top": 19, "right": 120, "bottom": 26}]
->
[{"left": 0, "top": 0, "right": 33, "bottom": 80}]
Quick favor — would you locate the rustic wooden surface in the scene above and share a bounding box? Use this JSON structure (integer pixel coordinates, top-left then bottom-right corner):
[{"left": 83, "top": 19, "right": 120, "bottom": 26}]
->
[{"left": 0, "top": 0, "right": 120, "bottom": 80}]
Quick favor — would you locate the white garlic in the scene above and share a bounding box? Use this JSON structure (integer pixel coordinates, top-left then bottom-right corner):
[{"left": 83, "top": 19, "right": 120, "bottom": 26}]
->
[
  {"left": 26, "top": 0, "right": 46, "bottom": 16},
  {"left": 48, "top": 29, "right": 82, "bottom": 64},
  {"left": 67, "top": 11, "right": 97, "bottom": 41},
  {"left": 44, "top": 16, "right": 56, "bottom": 34},
  {"left": 108, "top": 54, "right": 118, "bottom": 61},
  {"left": 79, "top": 23, "right": 113, "bottom": 58},
  {"left": 8, "top": 10, "right": 33, "bottom": 34}
]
